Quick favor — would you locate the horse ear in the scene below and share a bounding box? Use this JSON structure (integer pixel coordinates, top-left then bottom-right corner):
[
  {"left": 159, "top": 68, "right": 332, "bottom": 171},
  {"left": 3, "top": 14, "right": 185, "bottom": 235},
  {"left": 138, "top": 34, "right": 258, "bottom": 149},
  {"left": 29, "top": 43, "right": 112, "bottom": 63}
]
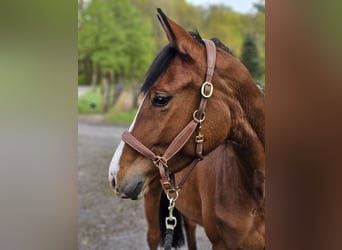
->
[{"left": 157, "top": 8, "right": 201, "bottom": 56}]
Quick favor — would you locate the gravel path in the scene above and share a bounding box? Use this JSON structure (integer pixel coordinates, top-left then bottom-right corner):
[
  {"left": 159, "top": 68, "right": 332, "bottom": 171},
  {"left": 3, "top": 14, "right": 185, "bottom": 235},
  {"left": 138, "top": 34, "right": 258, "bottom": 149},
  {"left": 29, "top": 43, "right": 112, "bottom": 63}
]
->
[{"left": 78, "top": 117, "right": 210, "bottom": 250}]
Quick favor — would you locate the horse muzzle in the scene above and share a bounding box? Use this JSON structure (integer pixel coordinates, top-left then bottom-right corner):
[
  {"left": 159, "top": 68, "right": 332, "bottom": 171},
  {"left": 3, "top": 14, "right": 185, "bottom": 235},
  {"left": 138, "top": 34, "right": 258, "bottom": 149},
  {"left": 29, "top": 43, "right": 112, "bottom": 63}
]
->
[{"left": 109, "top": 173, "right": 145, "bottom": 200}]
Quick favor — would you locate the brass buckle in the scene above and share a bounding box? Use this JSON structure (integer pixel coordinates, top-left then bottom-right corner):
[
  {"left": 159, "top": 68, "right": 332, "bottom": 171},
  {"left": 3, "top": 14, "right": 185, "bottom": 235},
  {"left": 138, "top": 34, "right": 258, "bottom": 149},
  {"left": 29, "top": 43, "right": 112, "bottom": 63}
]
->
[
  {"left": 161, "top": 181, "right": 173, "bottom": 192},
  {"left": 153, "top": 156, "right": 168, "bottom": 168},
  {"left": 201, "top": 82, "right": 213, "bottom": 98}
]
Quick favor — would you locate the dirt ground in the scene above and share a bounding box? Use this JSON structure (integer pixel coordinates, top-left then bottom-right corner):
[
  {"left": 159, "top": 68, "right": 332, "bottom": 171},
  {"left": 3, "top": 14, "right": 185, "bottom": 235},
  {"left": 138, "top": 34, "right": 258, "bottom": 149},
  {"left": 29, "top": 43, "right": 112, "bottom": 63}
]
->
[{"left": 78, "top": 116, "right": 211, "bottom": 250}]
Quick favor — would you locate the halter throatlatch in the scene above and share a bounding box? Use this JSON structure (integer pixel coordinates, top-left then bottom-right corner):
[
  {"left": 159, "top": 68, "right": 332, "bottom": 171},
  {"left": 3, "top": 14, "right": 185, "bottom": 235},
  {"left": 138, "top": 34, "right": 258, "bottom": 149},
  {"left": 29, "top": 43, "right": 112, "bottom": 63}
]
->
[{"left": 121, "top": 39, "right": 216, "bottom": 233}]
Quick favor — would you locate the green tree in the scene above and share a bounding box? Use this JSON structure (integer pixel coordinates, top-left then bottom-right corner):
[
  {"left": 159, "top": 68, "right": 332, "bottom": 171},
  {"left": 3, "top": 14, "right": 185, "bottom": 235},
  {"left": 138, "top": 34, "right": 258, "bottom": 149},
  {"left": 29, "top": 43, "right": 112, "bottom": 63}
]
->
[
  {"left": 252, "top": 0, "right": 265, "bottom": 83},
  {"left": 254, "top": 0, "right": 265, "bottom": 14},
  {"left": 131, "top": 0, "right": 201, "bottom": 51},
  {"left": 78, "top": 0, "right": 125, "bottom": 111},
  {"left": 240, "top": 33, "right": 263, "bottom": 79},
  {"left": 78, "top": 0, "right": 155, "bottom": 111},
  {"left": 107, "top": 0, "right": 155, "bottom": 107},
  {"left": 199, "top": 5, "right": 244, "bottom": 55}
]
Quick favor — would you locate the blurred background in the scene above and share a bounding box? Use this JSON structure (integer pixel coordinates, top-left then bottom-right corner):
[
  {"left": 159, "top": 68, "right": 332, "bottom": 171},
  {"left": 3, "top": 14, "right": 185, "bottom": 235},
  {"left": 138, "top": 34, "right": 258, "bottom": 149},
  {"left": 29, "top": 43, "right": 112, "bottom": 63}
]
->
[{"left": 78, "top": 0, "right": 265, "bottom": 124}]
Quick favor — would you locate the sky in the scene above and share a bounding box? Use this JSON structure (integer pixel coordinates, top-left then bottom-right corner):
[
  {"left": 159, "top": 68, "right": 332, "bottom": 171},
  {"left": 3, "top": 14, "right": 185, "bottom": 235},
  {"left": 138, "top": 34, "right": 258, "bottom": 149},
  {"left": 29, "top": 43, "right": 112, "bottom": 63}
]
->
[{"left": 186, "top": 0, "right": 259, "bottom": 14}]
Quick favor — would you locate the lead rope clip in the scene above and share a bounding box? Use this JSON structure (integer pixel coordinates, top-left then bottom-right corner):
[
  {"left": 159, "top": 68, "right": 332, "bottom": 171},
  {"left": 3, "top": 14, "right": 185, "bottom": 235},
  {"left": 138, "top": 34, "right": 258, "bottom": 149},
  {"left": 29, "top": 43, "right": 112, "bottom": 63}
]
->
[{"left": 165, "top": 189, "right": 178, "bottom": 230}]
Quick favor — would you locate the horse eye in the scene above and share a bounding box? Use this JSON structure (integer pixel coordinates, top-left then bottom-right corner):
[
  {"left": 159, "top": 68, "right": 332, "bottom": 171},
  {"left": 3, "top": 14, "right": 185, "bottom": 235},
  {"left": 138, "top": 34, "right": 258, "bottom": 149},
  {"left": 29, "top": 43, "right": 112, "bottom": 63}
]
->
[{"left": 151, "top": 95, "right": 172, "bottom": 107}]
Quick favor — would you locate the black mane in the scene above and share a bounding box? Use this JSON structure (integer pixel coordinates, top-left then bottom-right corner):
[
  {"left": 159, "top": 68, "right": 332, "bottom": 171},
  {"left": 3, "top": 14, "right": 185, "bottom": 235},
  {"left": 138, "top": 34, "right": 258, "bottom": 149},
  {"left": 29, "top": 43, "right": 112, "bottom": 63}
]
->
[
  {"left": 189, "top": 31, "right": 234, "bottom": 56},
  {"left": 140, "top": 30, "right": 234, "bottom": 94},
  {"left": 141, "top": 44, "right": 177, "bottom": 94}
]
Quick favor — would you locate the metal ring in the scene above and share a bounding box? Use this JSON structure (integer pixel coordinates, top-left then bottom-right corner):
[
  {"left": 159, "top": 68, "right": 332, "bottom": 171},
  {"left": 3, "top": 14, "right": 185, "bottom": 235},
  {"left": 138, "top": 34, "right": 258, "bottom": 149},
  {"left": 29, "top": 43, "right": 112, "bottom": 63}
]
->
[
  {"left": 166, "top": 189, "right": 179, "bottom": 201},
  {"left": 193, "top": 110, "right": 205, "bottom": 123},
  {"left": 201, "top": 82, "right": 213, "bottom": 98}
]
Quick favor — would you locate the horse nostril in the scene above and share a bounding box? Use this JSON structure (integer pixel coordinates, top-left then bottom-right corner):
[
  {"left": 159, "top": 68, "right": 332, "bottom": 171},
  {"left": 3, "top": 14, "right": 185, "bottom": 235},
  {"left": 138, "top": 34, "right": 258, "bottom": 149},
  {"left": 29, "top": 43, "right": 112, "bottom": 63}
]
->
[
  {"left": 109, "top": 173, "right": 116, "bottom": 190},
  {"left": 111, "top": 178, "right": 116, "bottom": 189}
]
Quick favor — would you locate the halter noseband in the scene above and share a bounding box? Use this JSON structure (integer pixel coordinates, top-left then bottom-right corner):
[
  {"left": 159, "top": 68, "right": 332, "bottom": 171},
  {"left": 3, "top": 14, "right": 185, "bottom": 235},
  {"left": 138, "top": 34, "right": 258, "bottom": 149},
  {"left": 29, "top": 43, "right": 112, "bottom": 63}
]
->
[{"left": 121, "top": 39, "right": 216, "bottom": 196}]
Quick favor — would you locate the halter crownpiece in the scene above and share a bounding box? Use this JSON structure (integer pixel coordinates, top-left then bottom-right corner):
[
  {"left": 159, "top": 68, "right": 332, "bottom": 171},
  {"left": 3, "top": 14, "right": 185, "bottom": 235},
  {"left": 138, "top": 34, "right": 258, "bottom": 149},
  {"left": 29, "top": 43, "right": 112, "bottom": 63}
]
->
[{"left": 121, "top": 39, "right": 216, "bottom": 193}]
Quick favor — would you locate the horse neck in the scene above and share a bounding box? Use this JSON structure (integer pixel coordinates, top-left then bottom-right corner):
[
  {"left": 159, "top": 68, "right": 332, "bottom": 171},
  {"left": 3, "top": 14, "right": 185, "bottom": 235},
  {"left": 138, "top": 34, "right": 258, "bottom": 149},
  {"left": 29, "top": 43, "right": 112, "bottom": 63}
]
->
[
  {"left": 230, "top": 76, "right": 265, "bottom": 149},
  {"left": 211, "top": 143, "right": 252, "bottom": 202},
  {"left": 216, "top": 72, "right": 265, "bottom": 196}
]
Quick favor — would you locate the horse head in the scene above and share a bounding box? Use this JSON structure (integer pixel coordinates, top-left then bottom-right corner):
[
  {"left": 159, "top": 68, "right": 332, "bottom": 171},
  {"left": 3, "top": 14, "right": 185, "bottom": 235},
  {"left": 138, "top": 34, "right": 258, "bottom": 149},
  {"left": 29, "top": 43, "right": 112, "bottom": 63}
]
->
[{"left": 109, "top": 9, "right": 264, "bottom": 201}]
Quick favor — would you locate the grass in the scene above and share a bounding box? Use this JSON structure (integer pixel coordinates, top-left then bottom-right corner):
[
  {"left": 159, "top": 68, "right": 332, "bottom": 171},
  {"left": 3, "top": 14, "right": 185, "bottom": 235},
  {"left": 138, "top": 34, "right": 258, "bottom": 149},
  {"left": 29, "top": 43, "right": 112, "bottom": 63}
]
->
[
  {"left": 78, "top": 87, "right": 103, "bottom": 114},
  {"left": 78, "top": 86, "right": 137, "bottom": 125},
  {"left": 104, "top": 107, "right": 137, "bottom": 126}
]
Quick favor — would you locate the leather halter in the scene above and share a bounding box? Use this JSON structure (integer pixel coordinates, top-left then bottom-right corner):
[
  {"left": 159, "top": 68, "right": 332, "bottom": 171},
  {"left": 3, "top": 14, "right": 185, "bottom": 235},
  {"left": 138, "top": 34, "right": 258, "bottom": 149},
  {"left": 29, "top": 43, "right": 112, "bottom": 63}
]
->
[{"left": 121, "top": 39, "right": 216, "bottom": 196}]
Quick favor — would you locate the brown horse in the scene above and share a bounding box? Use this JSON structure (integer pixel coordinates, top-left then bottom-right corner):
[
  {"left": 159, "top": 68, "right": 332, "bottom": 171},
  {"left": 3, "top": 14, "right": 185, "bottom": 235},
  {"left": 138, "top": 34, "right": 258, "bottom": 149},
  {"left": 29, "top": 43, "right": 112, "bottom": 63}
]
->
[{"left": 109, "top": 8, "right": 265, "bottom": 250}]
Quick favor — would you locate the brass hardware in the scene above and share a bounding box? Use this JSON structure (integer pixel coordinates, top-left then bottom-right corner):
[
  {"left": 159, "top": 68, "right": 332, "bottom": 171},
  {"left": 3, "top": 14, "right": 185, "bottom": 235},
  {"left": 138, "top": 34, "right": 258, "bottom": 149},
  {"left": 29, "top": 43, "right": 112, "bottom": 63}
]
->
[
  {"left": 193, "top": 110, "right": 206, "bottom": 123},
  {"left": 196, "top": 134, "right": 204, "bottom": 142},
  {"left": 153, "top": 156, "right": 168, "bottom": 168},
  {"left": 165, "top": 216, "right": 177, "bottom": 230},
  {"left": 201, "top": 82, "right": 213, "bottom": 98},
  {"left": 165, "top": 196, "right": 178, "bottom": 230},
  {"left": 162, "top": 181, "right": 173, "bottom": 192},
  {"left": 166, "top": 188, "right": 179, "bottom": 201},
  {"left": 195, "top": 122, "right": 204, "bottom": 142}
]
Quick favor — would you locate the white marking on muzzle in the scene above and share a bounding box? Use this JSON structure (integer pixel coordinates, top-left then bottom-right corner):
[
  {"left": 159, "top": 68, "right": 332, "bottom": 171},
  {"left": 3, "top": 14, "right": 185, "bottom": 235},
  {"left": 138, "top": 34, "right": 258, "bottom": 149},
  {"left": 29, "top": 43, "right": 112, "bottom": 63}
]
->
[{"left": 108, "top": 95, "right": 147, "bottom": 188}]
